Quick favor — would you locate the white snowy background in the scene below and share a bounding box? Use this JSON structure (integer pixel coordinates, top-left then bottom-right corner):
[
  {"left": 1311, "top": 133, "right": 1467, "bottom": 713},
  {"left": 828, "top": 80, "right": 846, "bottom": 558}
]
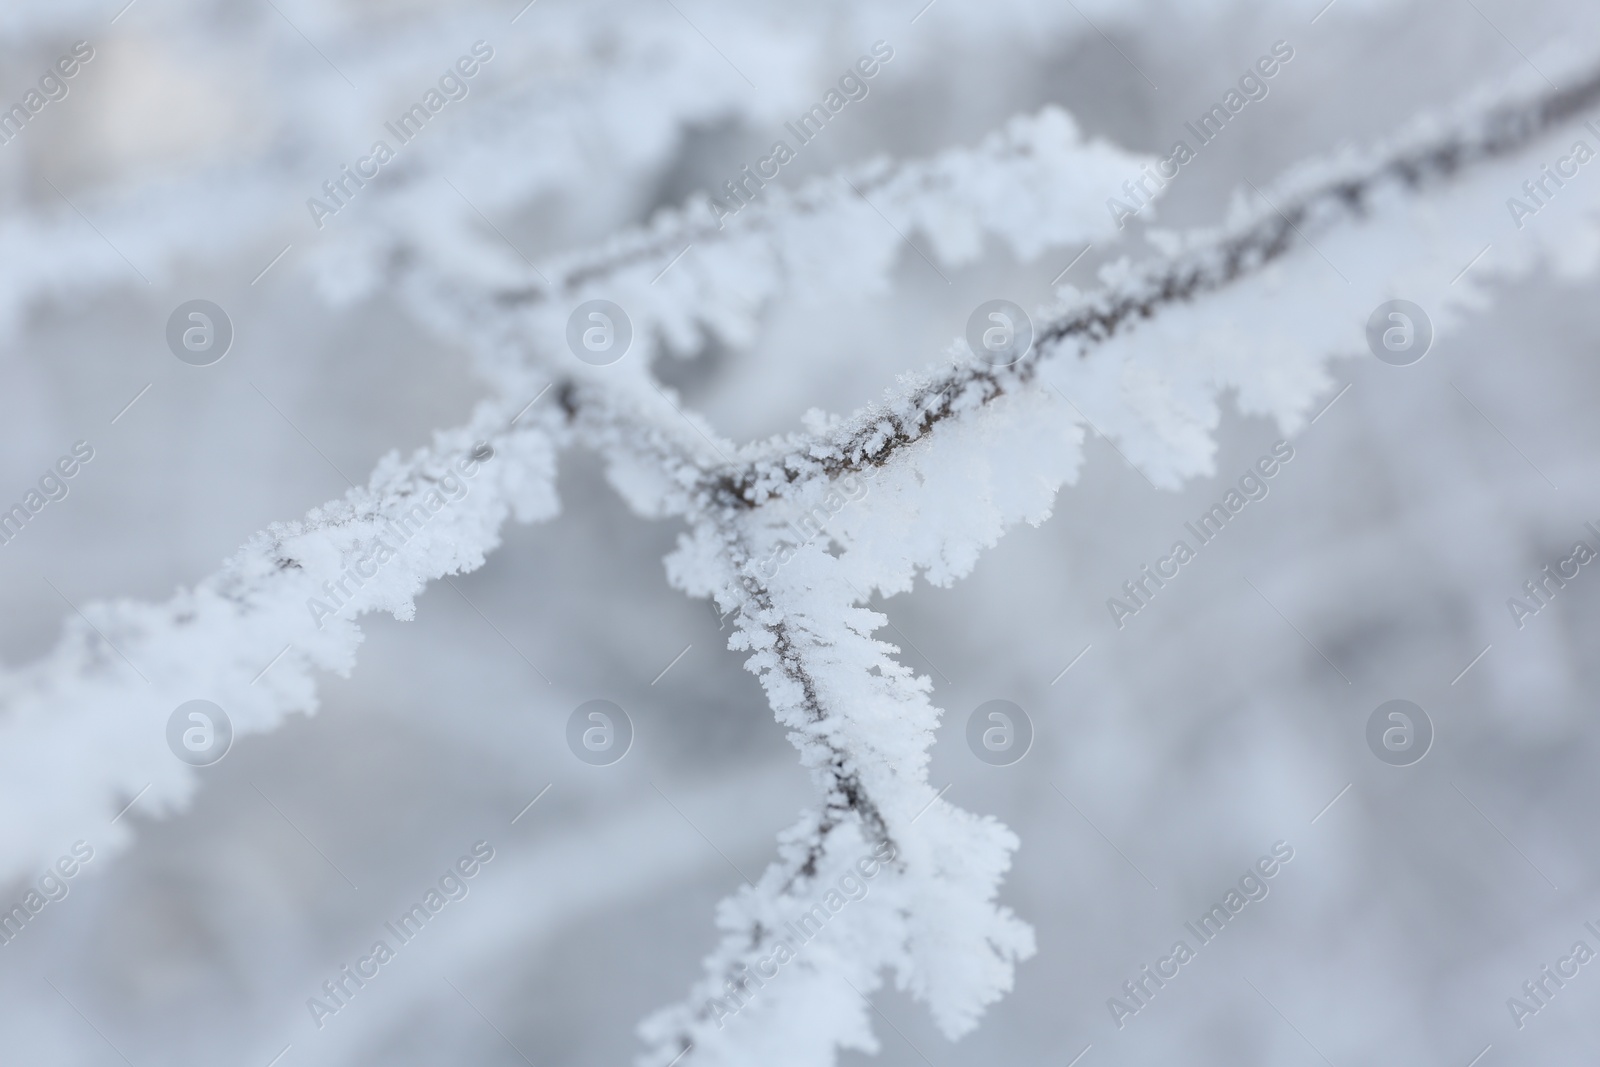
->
[{"left": 2, "top": 0, "right": 1599, "bottom": 1064}]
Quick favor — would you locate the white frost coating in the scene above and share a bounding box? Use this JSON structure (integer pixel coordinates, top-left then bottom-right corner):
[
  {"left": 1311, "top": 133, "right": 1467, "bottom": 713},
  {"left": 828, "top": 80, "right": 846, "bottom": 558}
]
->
[
  {"left": 641, "top": 390, "right": 1075, "bottom": 1065},
  {"left": 446, "top": 106, "right": 1155, "bottom": 390},
  {"left": 1043, "top": 100, "right": 1600, "bottom": 489},
  {"left": 0, "top": 402, "right": 560, "bottom": 886}
]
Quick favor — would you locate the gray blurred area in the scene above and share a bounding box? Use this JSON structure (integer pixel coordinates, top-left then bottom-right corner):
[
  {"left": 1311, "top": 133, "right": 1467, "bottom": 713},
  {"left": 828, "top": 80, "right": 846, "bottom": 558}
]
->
[{"left": 2, "top": 0, "right": 1599, "bottom": 1064}]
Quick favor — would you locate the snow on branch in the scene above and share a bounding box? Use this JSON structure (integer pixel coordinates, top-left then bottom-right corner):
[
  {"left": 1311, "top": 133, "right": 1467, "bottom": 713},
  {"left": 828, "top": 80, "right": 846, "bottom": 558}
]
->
[
  {"left": 0, "top": 398, "right": 562, "bottom": 886},
  {"left": 640, "top": 493, "right": 1050, "bottom": 1066},
  {"left": 425, "top": 106, "right": 1153, "bottom": 395},
  {"left": 711, "top": 53, "right": 1600, "bottom": 507},
  {"left": 499, "top": 106, "right": 1148, "bottom": 305},
  {"left": 633, "top": 51, "right": 1600, "bottom": 1067}
]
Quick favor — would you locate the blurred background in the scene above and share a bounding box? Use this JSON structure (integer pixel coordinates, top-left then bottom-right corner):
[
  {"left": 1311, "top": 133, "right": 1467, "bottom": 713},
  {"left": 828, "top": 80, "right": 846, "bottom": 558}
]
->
[{"left": 2, "top": 0, "right": 1599, "bottom": 1063}]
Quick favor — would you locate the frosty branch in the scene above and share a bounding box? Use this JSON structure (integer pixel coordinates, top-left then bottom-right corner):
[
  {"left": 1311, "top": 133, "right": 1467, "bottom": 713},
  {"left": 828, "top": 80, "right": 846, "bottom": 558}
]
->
[
  {"left": 0, "top": 101, "right": 1145, "bottom": 890},
  {"left": 5, "top": 32, "right": 1600, "bottom": 1067},
  {"left": 628, "top": 51, "right": 1600, "bottom": 1067},
  {"left": 708, "top": 55, "right": 1600, "bottom": 507}
]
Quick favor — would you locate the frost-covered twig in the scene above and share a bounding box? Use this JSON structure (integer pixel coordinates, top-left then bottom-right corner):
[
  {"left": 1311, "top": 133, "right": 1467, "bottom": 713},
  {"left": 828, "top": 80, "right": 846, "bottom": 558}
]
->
[
  {"left": 710, "top": 55, "right": 1600, "bottom": 506},
  {"left": 421, "top": 106, "right": 1152, "bottom": 394},
  {"left": 493, "top": 107, "right": 1144, "bottom": 306},
  {"left": 0, "top": 399, "right": 562, "bottom": 885}
]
